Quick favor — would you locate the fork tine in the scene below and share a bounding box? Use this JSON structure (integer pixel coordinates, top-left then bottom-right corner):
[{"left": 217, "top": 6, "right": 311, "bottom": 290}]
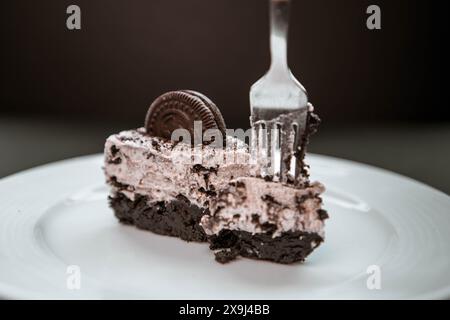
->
[
  {"left": 251, "top": 120, "right": 263, "bottom": 176},
  {"left": 279, "top": 123, "right": 292, "bottom": 183},
  {"left": 260, "top": 121, "right": 270, "bottom": 177},
  {"left": 253, "top": 121, "right": 264, "bottom": 173},
  {"left": 273, "top": 122, "right": 282, "bottom": 180},
  {"left": 294, "top": 123, "right": 304, "bottom": 184},
  {"left": 250, "top": 123, "right": 259, "bottom": 161},
  {"left": 266, "top": 123, "right": 274, "bottom": 177}
]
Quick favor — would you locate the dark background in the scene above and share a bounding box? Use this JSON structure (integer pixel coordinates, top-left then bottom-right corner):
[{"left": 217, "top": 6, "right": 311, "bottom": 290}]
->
[
  {"left": 1, "top": 0, "right": 448, "bottom": 126},
  {"left": 1, "top": 0, "right": 449, "bottom": 193}
]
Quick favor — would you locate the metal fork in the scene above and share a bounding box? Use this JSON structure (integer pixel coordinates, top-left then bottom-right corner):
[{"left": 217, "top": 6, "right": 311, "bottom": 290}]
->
[{"left": 250, "top": 0, "right": 309, "bottom": 184}]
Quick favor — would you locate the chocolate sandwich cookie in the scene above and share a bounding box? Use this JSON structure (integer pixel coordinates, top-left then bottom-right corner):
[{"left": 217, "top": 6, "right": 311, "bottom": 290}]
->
[{"left": 145, "top": 90, "right": 226, "bottom": 145}]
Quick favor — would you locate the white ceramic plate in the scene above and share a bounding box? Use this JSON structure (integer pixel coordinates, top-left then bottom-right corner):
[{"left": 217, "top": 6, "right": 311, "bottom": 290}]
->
[{"left": 0, "top": 154, "right": 449, "bottom": 299}]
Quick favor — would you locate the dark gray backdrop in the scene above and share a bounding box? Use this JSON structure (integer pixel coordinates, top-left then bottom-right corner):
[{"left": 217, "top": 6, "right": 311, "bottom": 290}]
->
[{"left": 1, "top": 0, "right": 448, "bottom": 127}]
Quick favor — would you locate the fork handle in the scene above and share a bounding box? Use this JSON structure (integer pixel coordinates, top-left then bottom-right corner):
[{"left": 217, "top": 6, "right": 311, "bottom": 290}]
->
[{"left": 269, "top": 0, "right": 290, "bottom": 71}]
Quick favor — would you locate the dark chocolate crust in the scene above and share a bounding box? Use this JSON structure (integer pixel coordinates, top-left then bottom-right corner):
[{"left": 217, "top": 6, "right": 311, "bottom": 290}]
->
[
  {"left": 109, "top": 192, "right": 208, "bottom": 242},
  {"left": 209, "top": 229, "right": 323, "bottom": 264}
]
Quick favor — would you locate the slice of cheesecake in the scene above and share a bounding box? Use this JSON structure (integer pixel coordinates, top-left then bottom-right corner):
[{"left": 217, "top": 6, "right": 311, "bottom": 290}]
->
[{"left": 104, "top": 90, "right": 328, "bottom": 264}]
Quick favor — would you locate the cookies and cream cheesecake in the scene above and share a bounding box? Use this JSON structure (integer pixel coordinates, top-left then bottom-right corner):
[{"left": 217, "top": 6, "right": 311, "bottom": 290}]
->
[
  {"left": 104, "top": 90, "right": 328, "bottom": 263},
  {"left": 105, "top": 129, "right": 254, "bottom": 242}
]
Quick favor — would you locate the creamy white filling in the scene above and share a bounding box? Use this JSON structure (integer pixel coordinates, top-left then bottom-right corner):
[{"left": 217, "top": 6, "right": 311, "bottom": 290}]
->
[
  {"left": 104, "top": 129, "right": 256, "bottom": 207},
  {"left": 200, "top": 177, "right": 325, "bottom": 238},
  {"left": 104, "top": 129, "right": 326, "bottom": 237}
]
